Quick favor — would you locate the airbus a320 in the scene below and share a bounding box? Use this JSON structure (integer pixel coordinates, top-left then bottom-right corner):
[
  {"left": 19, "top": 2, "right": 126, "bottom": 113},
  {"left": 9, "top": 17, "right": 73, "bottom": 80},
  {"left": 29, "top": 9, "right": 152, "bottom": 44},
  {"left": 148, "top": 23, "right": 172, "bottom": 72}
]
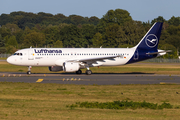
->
[{"left": 7, "top": 22, "right": 169, "bottom": 75}]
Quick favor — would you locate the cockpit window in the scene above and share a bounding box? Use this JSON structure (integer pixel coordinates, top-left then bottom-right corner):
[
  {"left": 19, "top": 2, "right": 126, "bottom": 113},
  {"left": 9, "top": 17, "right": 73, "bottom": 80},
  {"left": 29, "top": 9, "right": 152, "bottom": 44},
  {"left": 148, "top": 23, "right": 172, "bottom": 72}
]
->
[{"left": 13, "top": 53, "right": 23, "bottom": 56}]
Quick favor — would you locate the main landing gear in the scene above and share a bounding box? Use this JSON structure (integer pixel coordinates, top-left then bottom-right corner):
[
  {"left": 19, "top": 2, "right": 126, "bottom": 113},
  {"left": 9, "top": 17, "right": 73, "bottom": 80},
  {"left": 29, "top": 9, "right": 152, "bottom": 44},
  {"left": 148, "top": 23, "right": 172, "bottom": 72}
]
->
[
  {"left": 76, "top": 67, "right": 92, "bottom": 75},
  {"left": 86, "top": 70, "right": 92, "bottom": 75},
  {"left": 27, "top": 66, "right": 31, "bottom": 75},
  {"left": 76, "top": 69, "right": 82, "bottom": 74},
  {"left": 85, "top": 67, "right": 92, "bottom": 75}
]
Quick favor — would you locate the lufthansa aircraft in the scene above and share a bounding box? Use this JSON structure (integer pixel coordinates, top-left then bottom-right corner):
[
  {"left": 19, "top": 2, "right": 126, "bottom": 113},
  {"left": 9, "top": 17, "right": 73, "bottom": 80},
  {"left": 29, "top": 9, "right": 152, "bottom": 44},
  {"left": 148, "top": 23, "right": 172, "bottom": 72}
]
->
[{"left": 7, "top": 22, "right": 168, "bottom": 75}]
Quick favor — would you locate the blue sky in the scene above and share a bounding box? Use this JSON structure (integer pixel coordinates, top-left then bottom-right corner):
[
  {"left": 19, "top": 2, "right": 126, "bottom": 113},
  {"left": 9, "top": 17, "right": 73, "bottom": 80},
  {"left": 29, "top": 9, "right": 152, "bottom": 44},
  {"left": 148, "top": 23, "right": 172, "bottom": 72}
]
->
[{"left": 1, "top": 0, "right": 180, "bottom": 22}]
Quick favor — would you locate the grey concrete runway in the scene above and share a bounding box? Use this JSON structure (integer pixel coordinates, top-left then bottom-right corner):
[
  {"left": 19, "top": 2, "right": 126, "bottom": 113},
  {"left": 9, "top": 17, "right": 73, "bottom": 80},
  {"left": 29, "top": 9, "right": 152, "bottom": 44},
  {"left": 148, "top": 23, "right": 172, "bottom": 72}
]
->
[{"left": 0, "top": 72, "right": 180, "bottom": 85}]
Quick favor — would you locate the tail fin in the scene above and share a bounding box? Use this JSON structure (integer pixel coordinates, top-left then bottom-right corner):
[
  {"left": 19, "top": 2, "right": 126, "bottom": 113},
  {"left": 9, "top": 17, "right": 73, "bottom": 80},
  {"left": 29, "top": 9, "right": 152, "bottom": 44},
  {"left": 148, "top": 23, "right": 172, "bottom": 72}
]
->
[
  {"left": 126, "top": 22, "right": 163, "bottom": 64},
  {"left": 135, "top": 22, "right": 163, "bottom": 50}
]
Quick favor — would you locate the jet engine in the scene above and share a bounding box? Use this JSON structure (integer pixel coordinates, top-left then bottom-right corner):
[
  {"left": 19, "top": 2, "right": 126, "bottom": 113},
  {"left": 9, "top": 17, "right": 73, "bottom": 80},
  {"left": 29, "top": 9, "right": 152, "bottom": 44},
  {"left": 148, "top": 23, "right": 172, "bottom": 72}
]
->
[
  {"left": 63, "top": 62, "right": 80, "bottom": 72},
  {"left": 49, "top": 66, "right": 63, "bottom": 72}
]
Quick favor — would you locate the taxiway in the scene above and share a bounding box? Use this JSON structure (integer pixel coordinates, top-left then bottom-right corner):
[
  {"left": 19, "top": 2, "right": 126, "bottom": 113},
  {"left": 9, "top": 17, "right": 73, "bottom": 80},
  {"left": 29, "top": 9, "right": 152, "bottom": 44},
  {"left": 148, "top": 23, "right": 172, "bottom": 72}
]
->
[{"left": 0, "top": 72, "right": 180, "bottom": 85}]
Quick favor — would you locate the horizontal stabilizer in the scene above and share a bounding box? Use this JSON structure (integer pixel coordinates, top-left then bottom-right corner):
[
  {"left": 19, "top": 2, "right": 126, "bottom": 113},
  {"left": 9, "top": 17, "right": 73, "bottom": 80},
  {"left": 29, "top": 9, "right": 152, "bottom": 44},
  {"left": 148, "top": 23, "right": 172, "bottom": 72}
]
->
[{"left": 146, "top": 50, "right": 172, "bottom": 55}]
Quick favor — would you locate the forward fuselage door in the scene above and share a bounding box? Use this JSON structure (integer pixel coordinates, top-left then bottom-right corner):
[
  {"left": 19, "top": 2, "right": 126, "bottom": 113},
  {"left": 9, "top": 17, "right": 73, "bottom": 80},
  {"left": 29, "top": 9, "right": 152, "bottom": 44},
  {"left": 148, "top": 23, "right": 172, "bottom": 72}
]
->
[{"left": 28, "top": 49, "right": 34, "bottom": 60}]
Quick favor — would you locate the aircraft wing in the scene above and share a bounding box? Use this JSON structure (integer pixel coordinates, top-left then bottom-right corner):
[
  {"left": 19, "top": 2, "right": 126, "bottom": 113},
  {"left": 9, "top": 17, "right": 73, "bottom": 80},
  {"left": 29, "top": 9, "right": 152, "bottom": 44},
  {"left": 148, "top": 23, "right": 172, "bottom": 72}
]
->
[{"left": 67, "top": 55, "right": 121, "bottom": 62}]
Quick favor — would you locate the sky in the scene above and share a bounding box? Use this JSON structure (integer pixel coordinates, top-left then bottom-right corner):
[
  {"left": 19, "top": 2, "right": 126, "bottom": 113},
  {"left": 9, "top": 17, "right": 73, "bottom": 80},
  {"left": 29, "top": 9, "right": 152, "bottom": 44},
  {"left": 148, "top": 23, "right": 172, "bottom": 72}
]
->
[{"left": 1, "top": 0, "right": 180, "bottom": 22}]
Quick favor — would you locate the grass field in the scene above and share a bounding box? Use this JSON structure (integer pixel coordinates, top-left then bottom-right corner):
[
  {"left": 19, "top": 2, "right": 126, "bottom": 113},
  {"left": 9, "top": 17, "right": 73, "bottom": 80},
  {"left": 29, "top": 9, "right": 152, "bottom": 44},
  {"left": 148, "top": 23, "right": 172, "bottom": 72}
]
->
[
  {"left": 0, "top": 82, "right": 180, "bottom": 120},
  {"left": 1, "top": 61, "right": 180, "bottom": 119},
  {"left": 1, "top": 61, "right": 180, "bottom": 75}
]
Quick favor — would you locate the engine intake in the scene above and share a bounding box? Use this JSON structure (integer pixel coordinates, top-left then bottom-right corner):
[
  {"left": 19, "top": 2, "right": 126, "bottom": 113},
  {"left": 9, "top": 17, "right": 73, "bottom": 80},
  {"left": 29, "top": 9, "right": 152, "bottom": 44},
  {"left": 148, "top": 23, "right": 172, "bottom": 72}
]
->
[{"left": 63, "top": 62, "right": 80, "bottom": 72}]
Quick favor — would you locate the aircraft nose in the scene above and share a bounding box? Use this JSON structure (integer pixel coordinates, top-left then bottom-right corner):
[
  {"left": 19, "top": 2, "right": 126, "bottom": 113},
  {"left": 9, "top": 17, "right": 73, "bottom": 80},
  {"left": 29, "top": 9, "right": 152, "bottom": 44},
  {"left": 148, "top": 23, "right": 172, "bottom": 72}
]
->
[{"left": 7, "top": 56, "right": 13, "bottom": 64}]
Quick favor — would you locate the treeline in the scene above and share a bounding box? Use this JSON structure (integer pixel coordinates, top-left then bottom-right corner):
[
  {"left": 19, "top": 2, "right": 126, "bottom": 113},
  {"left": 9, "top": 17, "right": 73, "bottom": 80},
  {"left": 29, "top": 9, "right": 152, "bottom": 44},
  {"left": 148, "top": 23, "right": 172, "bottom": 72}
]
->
[{"left": 0, "top": 9, "right": 180, "bottom": 58}]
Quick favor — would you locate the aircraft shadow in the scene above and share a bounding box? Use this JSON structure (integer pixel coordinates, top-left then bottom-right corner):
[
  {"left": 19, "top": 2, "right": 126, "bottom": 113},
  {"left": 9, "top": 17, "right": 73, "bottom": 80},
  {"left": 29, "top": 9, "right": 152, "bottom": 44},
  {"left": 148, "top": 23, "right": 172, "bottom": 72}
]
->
[
  {"left": 0, "top": 72, "right": 155, "bottom": 75},
  {"left": 33, "top": 72, "right": 155, "bottom": 75}
]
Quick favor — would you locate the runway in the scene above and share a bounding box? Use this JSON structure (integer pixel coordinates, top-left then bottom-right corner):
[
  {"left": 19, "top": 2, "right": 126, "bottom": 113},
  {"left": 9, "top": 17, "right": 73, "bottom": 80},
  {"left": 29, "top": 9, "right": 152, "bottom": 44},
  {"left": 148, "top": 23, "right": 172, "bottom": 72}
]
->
[{"left": 0, "top": 72, "right": 180, "bottom": 85}]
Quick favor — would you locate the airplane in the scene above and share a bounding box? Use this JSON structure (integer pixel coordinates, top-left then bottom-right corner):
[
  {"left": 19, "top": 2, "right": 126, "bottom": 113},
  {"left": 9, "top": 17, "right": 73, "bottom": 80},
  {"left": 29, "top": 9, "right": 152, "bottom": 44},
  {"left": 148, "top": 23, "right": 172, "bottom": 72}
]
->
[{"left": 7, "top": 22, "right": 169, "bottom": 75}]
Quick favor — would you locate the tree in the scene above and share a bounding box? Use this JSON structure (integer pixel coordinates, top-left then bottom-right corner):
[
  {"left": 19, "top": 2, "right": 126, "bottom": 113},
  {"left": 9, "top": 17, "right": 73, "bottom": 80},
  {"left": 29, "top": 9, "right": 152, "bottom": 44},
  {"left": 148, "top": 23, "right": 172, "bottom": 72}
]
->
[
  {"left": 54, "top": 13, "right": 67, "bottom": 21},
  {"left": 6, "top": 45, "right": 17, "bottom": 54},
  {"left": 151, "top": 16, "right": 166, "bottom": 25},
  {"left": 103, "top": 24, "right": 120, "bottom": 47},
  {"left": 23, "top": 32, "right": 45, "bottom": 47},
  {"left": 0, "top": 14, "right": 13, "bottom": 25},
  {"left": 70, "top": 15, "right": 87, "bottom": 25},
  {"left": 166, "top": 25, "right": 180, "bottom": 35},
  {"left": 88, "top": 16, "right": 100, "bottom": 25},
  {"left": 0, "top": 47, "right": 6, "bottom": 53},
  {"left": 6, "top": 35, "right": 18, "bottom": 48},
  {"left": 0, "top": 26, "right": 11, "bottom": 38},
  {"left": 43, "top": 25, "right": 60, "bottom": 45},
  {"left": 116, "top": 26, "right": 127, "bottom": 47},
  {"left": 168, "top": 16, "right": 180, "bottom": 26},
  {"left": 123, "top": 21, "right": 146, "bottom": 46},
  {"left": 60, "top": 25, "right": 88, "bottom": 48},
  {"left": 102, "top": 9, "right": 132, "bottom": 25},
  {"left": 82, "top": 24, "right": 96, "bottom": 47},
  {"left": 0, "top": 34, "right": 5, "bottom": 47},
  {"left": 160, "top": 44, "right": 178, "bottom": 58},
  {"left": 53, "top": 40, "right": 63, "bottom": 48},
  {"left": 92, "top": 32, "right": 103, "bottom": 48},
  {"left": 3, "top": 23, "right": 21, "bottom": 35},
  {"left": 0, "top": 34, "right": 6, "bottom": 53},
  {"left": 165, "top": 35, "right": 180, "bottom": 51}
]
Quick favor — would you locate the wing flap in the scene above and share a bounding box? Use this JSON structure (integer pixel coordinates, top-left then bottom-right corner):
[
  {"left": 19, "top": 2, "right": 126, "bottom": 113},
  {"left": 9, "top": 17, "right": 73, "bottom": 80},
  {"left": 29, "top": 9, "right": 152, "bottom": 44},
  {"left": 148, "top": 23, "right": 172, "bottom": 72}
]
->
[{"left": 67, "top": 55, "right": 121, "bottom": 62}]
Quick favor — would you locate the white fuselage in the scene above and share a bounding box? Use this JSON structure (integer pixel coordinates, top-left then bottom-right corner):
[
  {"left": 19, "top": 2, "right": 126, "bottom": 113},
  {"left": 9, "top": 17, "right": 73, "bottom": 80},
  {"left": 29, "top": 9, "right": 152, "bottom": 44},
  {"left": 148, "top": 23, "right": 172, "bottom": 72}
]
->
[{"left": 7, "top": 48, "right": 135, "bottom": 67}]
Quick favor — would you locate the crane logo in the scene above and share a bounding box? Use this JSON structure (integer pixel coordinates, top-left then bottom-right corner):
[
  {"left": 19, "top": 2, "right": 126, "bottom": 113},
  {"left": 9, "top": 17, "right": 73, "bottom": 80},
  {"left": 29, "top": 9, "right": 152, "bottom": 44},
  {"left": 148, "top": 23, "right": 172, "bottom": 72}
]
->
[{"left": 145, "top": 34, "right": 158, "bottom": 48}]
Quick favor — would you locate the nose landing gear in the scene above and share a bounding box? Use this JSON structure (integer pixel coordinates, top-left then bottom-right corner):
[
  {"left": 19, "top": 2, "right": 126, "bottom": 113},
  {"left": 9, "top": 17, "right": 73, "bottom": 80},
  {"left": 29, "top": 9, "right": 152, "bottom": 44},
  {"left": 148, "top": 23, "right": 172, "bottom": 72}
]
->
[{"left": 27, "top": 66, "right": 32, "bottom": 75}]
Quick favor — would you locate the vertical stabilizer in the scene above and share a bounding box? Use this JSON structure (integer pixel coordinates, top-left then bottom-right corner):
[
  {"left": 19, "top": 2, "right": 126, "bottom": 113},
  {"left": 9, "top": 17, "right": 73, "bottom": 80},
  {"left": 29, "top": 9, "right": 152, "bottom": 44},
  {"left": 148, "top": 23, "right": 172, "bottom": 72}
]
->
[
  {"left": 127, "top": 22, "right": 163, "bottom": 64},
  {"left": 135, "top": 22, "right": 163, "bottom": 50}
]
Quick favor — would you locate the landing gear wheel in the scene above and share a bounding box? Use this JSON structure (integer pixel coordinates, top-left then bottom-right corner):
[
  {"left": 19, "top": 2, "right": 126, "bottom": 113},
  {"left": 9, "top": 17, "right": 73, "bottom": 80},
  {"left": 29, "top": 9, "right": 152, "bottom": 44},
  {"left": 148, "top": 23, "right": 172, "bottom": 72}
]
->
[
  {"left": 27, "top": 71, "right": 31, "bottom": 75},
  {"left": 76, "top": 69, "right": 82, "bottom": 74},
  {"left": 86, "top": 70, "right": 92, "bottom": 75}
]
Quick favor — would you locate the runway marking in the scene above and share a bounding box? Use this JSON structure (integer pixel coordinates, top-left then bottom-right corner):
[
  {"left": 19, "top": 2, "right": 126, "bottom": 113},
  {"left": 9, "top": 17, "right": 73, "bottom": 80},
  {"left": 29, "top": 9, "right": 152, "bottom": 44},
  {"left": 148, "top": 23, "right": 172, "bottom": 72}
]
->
[
  {"left": 36, "top": 79, "right": 44, "bottom": 83},
  {"left": 42, "top": 78, "right": 85, "bottom": 81}
]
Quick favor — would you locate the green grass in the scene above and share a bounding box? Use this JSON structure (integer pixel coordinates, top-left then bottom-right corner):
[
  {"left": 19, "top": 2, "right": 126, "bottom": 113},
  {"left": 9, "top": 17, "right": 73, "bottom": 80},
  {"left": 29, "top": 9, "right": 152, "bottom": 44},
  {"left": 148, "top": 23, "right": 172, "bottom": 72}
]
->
[
  {"left": 69, "top": 101, "right": 174, "bottom": 110},
  {"left": 0, "top": 82, "right": 180, "bottom": 119},
  {"left": 0, "top": 58, "right": 7, "bottom": 60},
  {"left": 1, "top": 61, "right": 180, "bottom": 75}
]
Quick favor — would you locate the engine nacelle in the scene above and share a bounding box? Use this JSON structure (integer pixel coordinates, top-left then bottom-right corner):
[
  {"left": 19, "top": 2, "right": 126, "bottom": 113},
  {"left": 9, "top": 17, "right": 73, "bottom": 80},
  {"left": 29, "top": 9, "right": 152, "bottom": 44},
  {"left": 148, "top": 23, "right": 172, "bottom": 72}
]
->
[
  {"left": 49, "top": 66, "right": 63, "bottom": 72},
  {"left": 63, "top": 62, "right": 80, "bottom": 72}
]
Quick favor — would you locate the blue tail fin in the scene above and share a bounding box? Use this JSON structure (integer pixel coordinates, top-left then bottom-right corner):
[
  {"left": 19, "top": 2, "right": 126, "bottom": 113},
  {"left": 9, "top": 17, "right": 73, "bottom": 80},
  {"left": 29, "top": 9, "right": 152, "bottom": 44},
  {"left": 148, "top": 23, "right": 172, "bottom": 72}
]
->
[
  {"left": 135, "top": 22, "right": 163, "bottom": 50},
  {"left": 127, "top": 22, "right": 163, "bottom": 64}
]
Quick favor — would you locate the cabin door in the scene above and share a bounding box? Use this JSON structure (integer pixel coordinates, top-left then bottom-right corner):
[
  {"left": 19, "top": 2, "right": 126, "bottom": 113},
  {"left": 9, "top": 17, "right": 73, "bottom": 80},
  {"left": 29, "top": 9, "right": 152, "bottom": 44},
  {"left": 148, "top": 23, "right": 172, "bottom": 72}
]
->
[{"left": 28, "top": 49, "right": 34, "bottom": 60}]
